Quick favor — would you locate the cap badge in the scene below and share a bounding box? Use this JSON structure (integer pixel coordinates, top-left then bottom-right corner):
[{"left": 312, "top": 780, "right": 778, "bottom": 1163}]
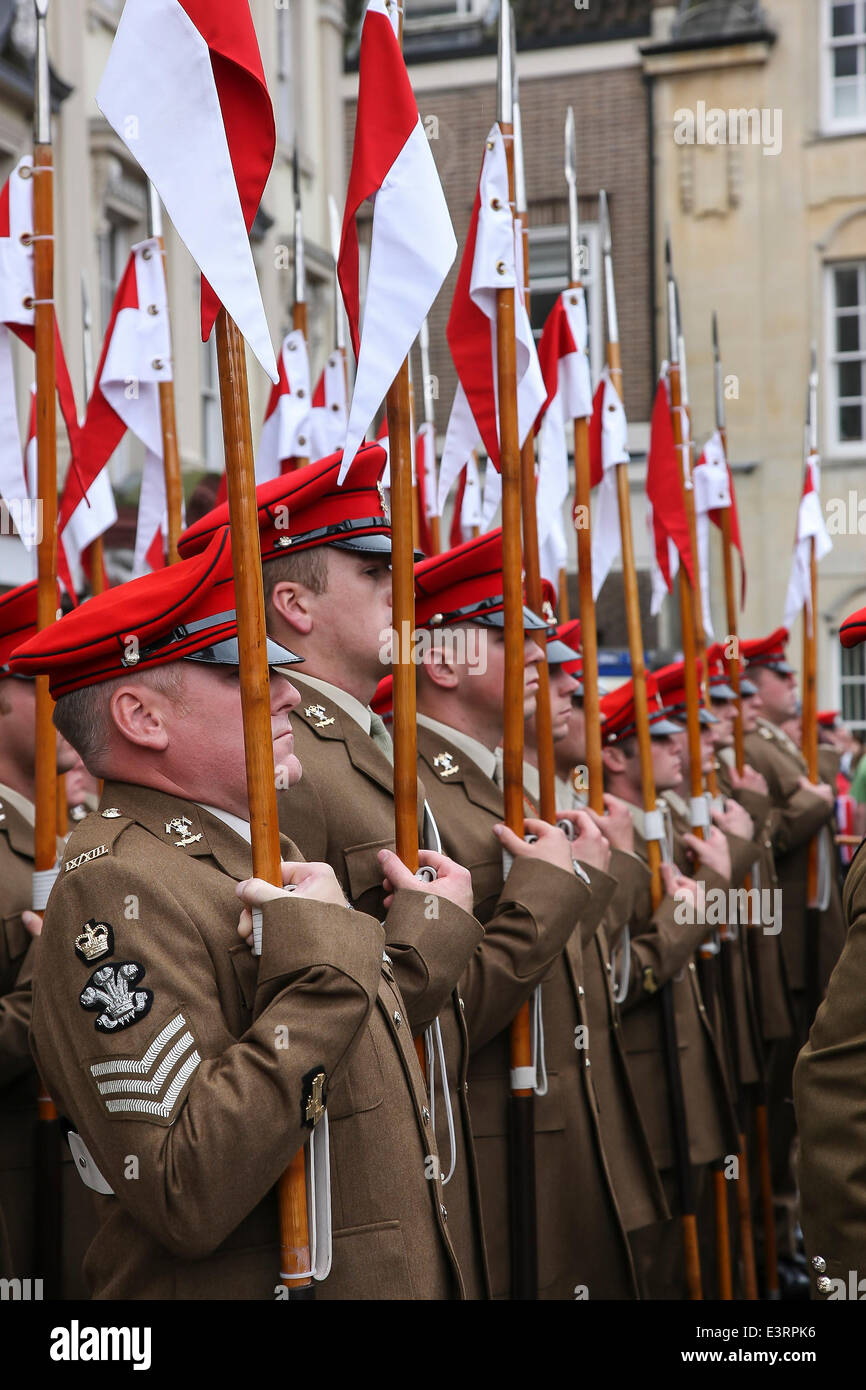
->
[
  {"left": 164, "top": 815, "right": 203, "bottom": 848},
  {"left": 433, "top": 752, "right": 459, "bottom": 778},
  {"left": 79, "top": 961, "right": 153, "bottom": 1033},
  {"left": 74, "top": 918, "right": 114, "bottom": 965},
  {"left": 377, "top": 480, "right": 391, "bottom": 525},
  {"left": 302, "top": 1068, "right": 327, "bottom": 1128},
  {"left": 305, "top": 704, "right": 335, "bottom": 730}
]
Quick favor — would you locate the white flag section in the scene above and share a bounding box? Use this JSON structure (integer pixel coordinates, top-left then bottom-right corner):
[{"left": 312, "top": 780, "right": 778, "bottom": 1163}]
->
[
  {"left": 558, "top": 289, "right": 593, "bottom": 421},
  {"left": 0, "top": 332, "right": 33, "bottom": 556},
  {"left": 256, "top": 331, "right": 311, "bottom": 482},
  {"left": 438, "top": 383, "right": 481, "bottom": 515},
  {"left": 537, "top": 390, "right": 569, "bottom": 592},
  {"left": 96, "top": 0, "right": 277, "bottom": 381},
  {"left": 62, "top": 469, "right": 118, "bottom": 586},
  {"left": 101, "top": 240, "right": 175, "bottom": 575},
  {"left": 339, "top": 0, "right": 456, "bottom": 480},
  {"left": 0, "top": 157, "right": 35, "bottom": 326},
  {"left": 416, "top": 420, "right": 438, "bottom": 519},
  {"left": 591, "top": 370, "right": 629, "bottom": 599},
  {"left": 465, "top": 126, "right": 545, "bottom": 453},
  {"left": 481, "top": 458, "right": 502, "bottom": 530},
  {"left": 460, "top": 455, "right": 484, "bottom": 535},
  {"left": 783, "top": 456, "right": 833, "bottom": 633},
  {"left": 693, "top": 430, "right": 731, "bottom": 639},
  {"left": 309, "top": 353, "right": 348, "bottom": 461}
]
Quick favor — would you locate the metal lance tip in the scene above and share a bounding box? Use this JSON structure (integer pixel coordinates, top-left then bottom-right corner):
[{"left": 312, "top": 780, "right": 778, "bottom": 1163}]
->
[
  {"left": 497, "top": 0, "right": 514, "bottom": 128},
  {"left": 513, "top": 96, "right": 526, "bottom": 216},
  {"left": 565, "top": 107, "right": 581, "bottom": 284},
  {"left": 293, "top": 146, "right": 305, "bottom": 308},
  {"left": 808, "top": 340, "right": 819, "bottom": 454},
  {"left": 81, "top": 271, "right": 95, "bottom": 407},
  {"left": 664, "top": 227, "right": 673, "bottom": 281},
  {"left": 712, "top": 312, "right": 725, "bottom": 430},
  {"left": 712, "top": 310, "right": 719, "bottom": 355},
  {"left": 328, "top": 193, "right": 344, "bottom": 353},
  {"left": 147, "top": 182, "right": 163, "bottom": 241},
  {"left": 599, "top": 189, "right": 611, "bottom": 255},
  {"left": 34, "top": 0, "right": 51, "bottom": 146}
]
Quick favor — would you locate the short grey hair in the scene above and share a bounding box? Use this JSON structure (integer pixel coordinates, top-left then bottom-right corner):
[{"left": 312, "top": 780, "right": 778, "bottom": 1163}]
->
[{"left": 53, "top": 665, "right": 188, "bottom": 773}]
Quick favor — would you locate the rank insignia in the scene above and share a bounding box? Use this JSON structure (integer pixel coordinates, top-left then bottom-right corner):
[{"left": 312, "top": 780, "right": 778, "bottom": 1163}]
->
[
  {"left": 79, "top": 962, "right": 153, "bottom": 1033},
  {"left": 433, "top": 751, "right": 459, "bottom": 778},
  {"left": 377, "top": 480, "right": 391, "bottom": 524},
  {"left": 302, "top": 1066, "right": 327, "bottom": 1128},
  {"left": 74, "top": 919, "right": 114, "bottom": 965},
  {"left": 164, "top": 815, "right": 203, "bottom": 848},
  {"left": 304, "top": 704, "right": 335, "bottom": 730},
  {"left": 65, "top": 844, "right": 108, "bottom": 874}
]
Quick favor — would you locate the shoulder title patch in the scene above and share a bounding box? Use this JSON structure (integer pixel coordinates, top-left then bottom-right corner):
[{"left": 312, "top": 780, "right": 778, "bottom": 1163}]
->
[
  {"left": 65, "top": 844, "right": 108, "bottom": 874},
  {"left": 80, "top": 962, "right": 153, "bottom": 1033}
]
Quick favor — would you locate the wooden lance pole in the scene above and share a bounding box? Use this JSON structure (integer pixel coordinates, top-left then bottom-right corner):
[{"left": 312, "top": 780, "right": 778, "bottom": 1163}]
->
[
  {"left": 802, "top": 346, "right": 822, "bottom": 1032},
  {"left": 565, "top": 107, "right": 602, "bottom": 814},
  {"left": 712, "top": 313, "right": 763, "bottom": 1301},
  {"left": 31, "top": 0, "right": 61, "bottom": 1297},
  {"left": 215, "top": 311, "right": 312, "bottom": 1295},
  {"left": 80, "top": 272, "right": 106, "bottom": 596},
  {"left": 291, "top": 148, "right": 310, "bottom": 470},
  {"left": 513, "top": 75, "right": 555, "bottom": 823},
  {"left": 497, "top": 2, "right": 537, "bottom": 1299},
  {"left": 328, "top": 192, "right": 350, "bottom": 407},
  {"left": 418, "top": 317, "right": 442, "bottom": 555},
  {"left": 147, "top": 184, "right": 183, "bottom": 563}
]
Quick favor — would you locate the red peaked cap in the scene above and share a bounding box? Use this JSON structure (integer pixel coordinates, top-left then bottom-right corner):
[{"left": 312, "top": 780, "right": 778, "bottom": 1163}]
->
[
  {"left": 177, "top": 444, "right": 391, "bottom": 562},
  {"left": 599, "top": 670, "right": 685, "bottom": 744},
  {"left": 554, "top": 618, "right": 582, "bottom": 676},
  {"left": 839, "top": 605, "right": 866, "bottom": 650},
  {"left": 740, "top": 627, "right": 794, "bottom": 675},
  {"left": 653, "top": 658, "right": 718, "bottom": 726},
  {"left": 371, "top": 673, "right": 393, "bottom": 720},
  {"left": 10, "top": 529, "right": 301, "bottom": 699},
  {"left": 705, "top": 641, "right": 757, "bottom": 697},
  {"left": 817, "top": 709, "right": 840, "bottom": 728},
  {"left": 414, "top": 528, "right": 547, "bottom": 631},
  {"left": 0, "top": 580, "right": 60, "bottom": 675}
]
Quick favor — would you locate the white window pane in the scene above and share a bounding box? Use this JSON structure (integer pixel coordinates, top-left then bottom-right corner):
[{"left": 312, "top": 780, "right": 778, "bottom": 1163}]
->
[
  {"left": 833, "top": 2, "right": 857, "bottom": 37},
  {"left": 835, "top": 44, "right": 859, "bottom": 78},
  {"left": 834, "top": 76, "right": 861, "bottom": 117}
]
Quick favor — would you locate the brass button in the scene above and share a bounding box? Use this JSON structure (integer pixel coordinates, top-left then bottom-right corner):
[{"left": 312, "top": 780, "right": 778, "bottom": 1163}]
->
[
  {"left": 816, "top": 1275, "right": 832, "bottom": 1294},
  {"left": 393, "top": 1010, "right": 402, "bottom": 1029},
  {"left": 422, "top": 1107, "right": 430, "bottom": 1125},
  {"left": 812, "top": 1255, "right": 826, "bottom": 1273}
]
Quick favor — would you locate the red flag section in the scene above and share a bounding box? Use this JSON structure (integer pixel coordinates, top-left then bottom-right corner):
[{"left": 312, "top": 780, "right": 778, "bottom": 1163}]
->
[
  {"left": 646, "top": 375, "right": 694, "bottom": 591},
  {"left": 587, "top": 378, "right": 605, "bottom": 488}
]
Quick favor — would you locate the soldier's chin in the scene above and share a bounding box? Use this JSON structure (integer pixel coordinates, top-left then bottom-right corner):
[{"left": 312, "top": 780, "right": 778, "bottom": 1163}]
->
[{"left": 276, "top": 752, "right": 303, "bottom": 787}]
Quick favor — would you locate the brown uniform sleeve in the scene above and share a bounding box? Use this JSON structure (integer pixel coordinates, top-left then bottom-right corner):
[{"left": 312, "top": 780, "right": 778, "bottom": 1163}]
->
[
  {"left": 730, "top": 785, "right": 772, "bottom": 835},
  {"left": 775, "top": 785, "right": 833, "bottom": 856},
  {"left": 31, "top": 865, "right": 383, "bottom": 1261},
  {"left": 620, "top": 893, "right": 713, "bottom": 1010},
  {"left": 725, "top": 831, "right": 760, "bottom": 886},
  {"left": 0, "top": 933, "right": 36, "bottom": 1088},
  {"left": 572, "top": 864, "right": 617, "bottom": 947},
  {"left": 794, "top": 853, "right": 866, "bottom": 1289},
  {"left": 460, "top": 857, "right": 588, "bottom": 1053},
  {"left": 381, "top": 890, "right": 484, "bottom": 1034}
]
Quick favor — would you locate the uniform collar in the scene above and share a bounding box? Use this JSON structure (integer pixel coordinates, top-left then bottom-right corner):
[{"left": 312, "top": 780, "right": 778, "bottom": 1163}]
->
[
  {"left": 0, "top": 780, "right": 35, "bottom": 828},
  {"left": 97, "top": 782, "right": 258, "bottom": 881},
  {"left": 197, "top": 803, "right": 251, "bottom": 844},
  {"left": 416, "top": 713, "right": 498, "bottom": 781},
  {"left": 281, "top": 669, "right": 372, "bottom": 736}
]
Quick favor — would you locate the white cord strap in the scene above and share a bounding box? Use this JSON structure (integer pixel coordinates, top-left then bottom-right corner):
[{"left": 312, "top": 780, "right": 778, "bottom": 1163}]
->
[
  {"left": 530, "top": 985, "right": 548, "bottom": 1097},
  {"left": 816, "top": 828, "right": 833, "bottom": 912},
  {"left": 32, "top": 865, "right": 60, "bottom": 911},
  {"left": 612, "top": 924, "right": 632, "bottom": 1005},
  {"left": 643, "top": 808, "right": 666, "bottom": 844},
  {"left": 689, "top": 795, "right": 710, "bottom": 829},
  {"left": 279, "top": 1113, "right": 333, "bottom": 1283},
  {"left": 424, "top": 1019, "right": 456, "bottom": 1186}
]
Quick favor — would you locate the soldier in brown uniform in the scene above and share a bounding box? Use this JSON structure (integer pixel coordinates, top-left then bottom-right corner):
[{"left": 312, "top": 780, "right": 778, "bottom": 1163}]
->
[
  {"left": 12, "top": 530, "right": 482, "bottom": 1300},
  {"left": 411, "top": 532, "right": 639, "bottom": 1300},
  {"left": 175, "top": 448, "right": 586, "bottom": 1298},
  {"left": 794, "top": 601, "right": 866, "bottom": 1297},
  {"left": 600, "top": 673, "right": 739, "bottom": 1298},
  {"left": 0, "top": 581, "right": 95, "bottom": 1296},
  {"left": 741, "top": 630, "right": 844, "bottom": 1281},
  {"left": 522, "top": 623, "right": 669, "bottom": 1269}
]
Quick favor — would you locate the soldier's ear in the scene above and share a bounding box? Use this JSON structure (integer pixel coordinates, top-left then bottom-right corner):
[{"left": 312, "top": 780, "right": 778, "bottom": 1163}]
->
[
  {"left": 270, "top": 581, "right": 313, "bottom": 637},
  {"left": 601, "top": 744, "right": 625, "bottom": 776},
  {"left": 109, "top": 685, "right": 171, "bottom": 752},
  {"left": 420, "top": 638, "right": 459, "bottom": 691}
]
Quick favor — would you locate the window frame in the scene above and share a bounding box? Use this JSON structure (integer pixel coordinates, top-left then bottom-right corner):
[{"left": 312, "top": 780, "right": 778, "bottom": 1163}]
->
[
  {"left": 528, "top": 221, "right": 603, "bottom": 390},
  {"left": 821, "top": 0, "right": 866, "bottom": 136},
  {"left": 824, "top": 258, "right": 866, "bottom": 457}
]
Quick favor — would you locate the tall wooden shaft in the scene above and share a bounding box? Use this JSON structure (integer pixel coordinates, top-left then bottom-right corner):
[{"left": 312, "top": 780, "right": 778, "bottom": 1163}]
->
[
  {"left": 33, "top": 143, "right": 57, "bottom": 876},
  {"left": 89, "top": 536, "right": 106, "bottom": 595},
  {"left": 292, "top": 300, "right": 310, "bottom": 469},
  {"left": 386, "top": 360, "right": 419, "bottom": 871},
  {"left": 215, "top": 310, "right": 311, "bottom": 1292},
  {"left": 804, "top": 534, "right": 819, "bottom": 905},
  {"left": 669, "top": 363, "right": 705, "bottom": 826},
  {"left": 608, "top": 342, "right": 662, "bottom": 900},
  {"left": 718, "top": 431, "right": 744, "bottom": 773},
  {"left": 151, "top": 235, "right": 183, "bottom": 563},
  {"left": 518, "top": 211, "right": 556, "bottom": 825},
  {"left": 574, "top": 413, "right": 603, "bottom": 812}
]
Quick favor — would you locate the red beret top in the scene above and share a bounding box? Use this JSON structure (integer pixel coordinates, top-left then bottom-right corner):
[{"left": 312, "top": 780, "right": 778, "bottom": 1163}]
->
[
  {"left": 177, "top": 444, "right": 390, "bottom": 562},
  {"left": 652, "top": 658, "right": 717, "bottom": 724},
  {"left": 599, "top": 670, "right": 685, "bottom": 744},
  {"left": 0, "top": 579, "right": 60, "bottom": 674},
  {"left": 740, "top": 627, "right": 793, "bottom": 674},
  {"left": 553, "top": 618, "right": 582, "bottom": 676},
  {"left": 413, "top": 528, "right": 546, "bottom": 632},
  {"left": 10, "top": 529, "right": 300, "bottom": 698},
  {"left": 840, "top": 605, "right": 866, "bottom": 650},
  {"left": 817, "top": 709, "right": 840, "bottom": 728}
]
